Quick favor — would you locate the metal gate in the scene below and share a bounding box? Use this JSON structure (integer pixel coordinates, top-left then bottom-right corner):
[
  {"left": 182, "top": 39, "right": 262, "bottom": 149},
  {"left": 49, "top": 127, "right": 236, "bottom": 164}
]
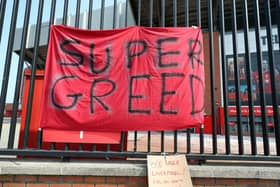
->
[{"left": 0, "top": 0, "right": 280, "bottom": 161}]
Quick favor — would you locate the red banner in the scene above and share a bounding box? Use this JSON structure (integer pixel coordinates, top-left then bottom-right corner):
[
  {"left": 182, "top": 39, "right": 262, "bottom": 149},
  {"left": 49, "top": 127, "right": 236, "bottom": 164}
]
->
[{"left": 40, "top": 25, "right": 204, "bottom": 132}]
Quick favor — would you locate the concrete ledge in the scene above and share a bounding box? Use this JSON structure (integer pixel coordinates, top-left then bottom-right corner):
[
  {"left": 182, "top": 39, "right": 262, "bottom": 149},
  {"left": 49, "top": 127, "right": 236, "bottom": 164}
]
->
[{"left": 0, "top": 159, "right": 280, "bottom": 179}]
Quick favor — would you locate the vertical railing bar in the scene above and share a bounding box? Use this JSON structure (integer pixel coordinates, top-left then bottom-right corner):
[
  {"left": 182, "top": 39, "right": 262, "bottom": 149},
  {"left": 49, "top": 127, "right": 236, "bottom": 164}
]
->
[
  {"left": 161, "top": 131, "right": 164, "bottom": 152},
  {"left": 160, "top": 0, "right": 165, "bottom": 154},
  {"left": 187, "top": 129, "right": 191, "bottom": 153},
  {"left": 8, "top": 0, "right": 32, "bottom": 149},
  {"left": 134, "top": 131, "right": 137, "bottom": 152},
  {"left": 196, "top": 0, "right": 201, "bottom": 26},
  {"left": 0, "top": 0, "right": 7, "bottom": 41},
  {"left": 173, "top": 0, "right": 177, "bottom": 27},
  {"left": 74, "top": 0, "right": 82, "bottom": 150},
  {"left": 36, "top": 128, "right": 42, "bottom": 149},
  {"left": 51, "top": 142, "right": 56, "bottom": 150},
  {"left": 174, "top": 130, "right": 177, "bottom": 153},
  {"left": 75, "top": 0, "right": 81, "bottom": 28},
  {"left": 264, "top": 0, "right": 280, "bottom": 155},
  {"left": 219, "top": 0, "right": 230, "bottom": 154},
  {"left": 231, "top": 0, "right": 243, "bottom": 155},
  {"left": 125, "top": 0, "right": 128, "bottom": 27},
  {"left": 253, "top": 0, "right": 269, "bottom": 155},
  {"left": 184, "top": 0, "right": 189, "bottom": 27},
  {"left": 48, "top": 0, "right": 56, "bottom": 36},
  {"left": 147, "top": 131, "right": 151, "bottom": 152},
  {"left": 65, "top": 143, "right": 69, "bottom": 151},
  {"left": 120, "top": 132, "right": 124, "bottom": 152},
  {"left": 200, "top": 125, "right": 204, "bottom": 154},
  {"left": 22, "top": 0, "right": 45, "bottom": 148},
  {"left": 242, "top": 0, "right": 257, "bottom": 155},
  {"left": 100, "top": 0, "right": 105, "bottom": 30},
  {"left": 0, "top": 0, "right": 19, "bottom": 139},
  {"left": 88, "top": 0, "right": 93, "bottom": 29},
  {"left": 149, "top": 0, "right": 153, "bottom": 27},
  {"left": 62, "top": 0, "right": 68, "bottom": 25},
  {"left": 92, "top": 144, "right": 96, "bottom": 151},
  {"left": 208, "top": 0, "right": 217, "bottom": 154},
  {"left": 276, "top": 0, "right": 280, "bottom": 153},
  {"left": 276, "top": 0, "right": 280, "bottom": 49},
  {"left": 107, "top": 144, "right": 110, "bottom": 152},
  {"left": 161, "top": 0, "right": 165, "bottom": 27},
  {"left": 44, "top": 0, "right": 56, "bottom": 70},
  {"left": 138, "top": 0, "right": 141, "bottom": 26},
  {"left": 79, "top": 143, "right": 83, "bottom": 151},
  {"left": 113, "top": 0, "right": 117, "bottom": 28}
]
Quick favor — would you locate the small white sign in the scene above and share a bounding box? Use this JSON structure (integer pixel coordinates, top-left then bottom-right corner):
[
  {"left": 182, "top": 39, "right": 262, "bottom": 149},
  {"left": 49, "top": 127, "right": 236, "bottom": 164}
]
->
[{"left": 147, "top": 155, "right": 193, "bottom": 187}]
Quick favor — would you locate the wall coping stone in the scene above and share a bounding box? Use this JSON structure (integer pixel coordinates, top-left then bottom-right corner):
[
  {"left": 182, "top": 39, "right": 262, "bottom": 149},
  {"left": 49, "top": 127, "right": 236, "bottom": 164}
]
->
[{"left": 0, "top": 159, "right": 280, "bottom": 179}]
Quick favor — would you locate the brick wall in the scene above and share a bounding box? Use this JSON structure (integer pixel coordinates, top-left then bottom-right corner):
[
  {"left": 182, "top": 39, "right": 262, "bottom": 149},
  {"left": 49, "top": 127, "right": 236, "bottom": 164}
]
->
[
  {"left": 193, "top": 178, "right": 280, "bottom": 187},
  {"left": 0, "top": 175, "right": 279, "bottom": 187},
  {"left": 0, "top": 175, "right": 147, "bottom": 187}
]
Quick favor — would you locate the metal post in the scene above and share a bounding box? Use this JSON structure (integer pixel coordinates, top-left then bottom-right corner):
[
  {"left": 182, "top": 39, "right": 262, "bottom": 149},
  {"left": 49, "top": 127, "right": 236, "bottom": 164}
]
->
[
  {"left": 264, "top": 0, "right": 280, "bottom": 155},
  {"left": 208, "top": 0, "right": 217, "bottom": 154},
  {"left": 0, "top": 0, "right": 7, "bottom": 41},
  {"left": 75, "top": 0, "right": 81, "bottom": 28},
  {"left": 22, "top": 0, "right": 44, "bottom": 148},
  {"left": 63, "top": 0, "right": 68, "bottom": 25},
  {"left": 149, "top": 0, "right": 153, "bottom": 27},
  {"left": 0, "top": 0, "right": 19, "bottom": 139},
  {"left": 184, "top": 0, "right": 189, "bottom": 27},
  {"left": 231, "top": 0, "right": 243, "bottom": 155},
  {"left": 88, "top": 0, "right": 93, "bottom": 29},
  {"left": 8, "top": 0, "right": 32, "bottom": 149},
  {"left": 242, "top": 0, "right": 257, "bottom": 155},
  {"left": 113, "top": 0, "right": 117, "bottom": 28},
  {"left": 100, "top": 0, "right": 105, "bottom": 30},
  {"left": 173, "top": 0, "right": 177, "bottom": 27},
  {"left": 196, "top": 0, "right": 201, "bottom": 26},
  {"left": 253, "top": 0, "right": 269, "bottom": 155},
  {"left": 219, "top": 0, "right": 230, "bottom": 154},
  {"left": 138, "top": 0, "right": 141, "bottom": 26}
]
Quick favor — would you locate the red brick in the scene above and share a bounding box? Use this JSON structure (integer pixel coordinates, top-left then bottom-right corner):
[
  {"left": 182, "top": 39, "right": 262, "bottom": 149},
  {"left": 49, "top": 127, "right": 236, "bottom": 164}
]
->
[
  {"left": 128, "top": 177, "right": 147, "bottom": 185},
  {"left": 247, "top": 185, "right": 261, "bottom": 187},
  {"left": 62, "top": 176, "right": 83, "bottom": 183},
  {"left": 72, "top": 184, "right": 94, "bottom": 187},
  {"left": 136, "top": 184, "right": 149, "bottom": 187},
  {"left": 15, "top": 175, "right": 37, "bottom": 182},
  {"left": 193, "top": 178, "right": 215, "bottom": 185},
  {"left": 39, "top": 175, "right": 61, "bottom": 182},
  {"left": 258, "top": 179, "right": 278, "bottom": 186},
  {"left": 0, "top": 175, "right": 14, "bottom": 182},
  {"left": 3, "top": 183, "right": 25, "bottom": 187},
  {"left": 215, "top": 179, "right": 236, "bottom": 185},
  {"left": 193, "top": 186, "right": 204, "bottom": 187},
  {"left": 49, "top": 184, "right": 71, "bottom": 187},
  {"left": 26, "top": 184, "right": 48, "bottom": 187},
  {"left": 106, "top": 177, "right": 128, "bottom": 184},
  {"left": 95, "top": 185, "right": 117, "bottom": 187},
  {"left": 84, "top": 176, "right": 105, "bottom": 183},
  {"left": 237, "top": 179, "right": 257, "bottom": 185},
  {"left": 117, "top": 184, "right": 139, "bottom": 187}
]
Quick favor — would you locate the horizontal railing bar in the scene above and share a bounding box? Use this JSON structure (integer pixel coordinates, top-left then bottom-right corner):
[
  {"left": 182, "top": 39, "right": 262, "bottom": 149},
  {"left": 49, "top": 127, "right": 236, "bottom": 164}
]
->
[{"left": 0, "top": 149, "right": 280, "bottom": 161}]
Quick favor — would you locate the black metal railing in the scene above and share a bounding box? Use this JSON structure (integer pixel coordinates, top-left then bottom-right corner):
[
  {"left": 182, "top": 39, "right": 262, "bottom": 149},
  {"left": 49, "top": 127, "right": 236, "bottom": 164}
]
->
[{"left": 0, "top": 0, "right": 280, "bottom": 161}]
